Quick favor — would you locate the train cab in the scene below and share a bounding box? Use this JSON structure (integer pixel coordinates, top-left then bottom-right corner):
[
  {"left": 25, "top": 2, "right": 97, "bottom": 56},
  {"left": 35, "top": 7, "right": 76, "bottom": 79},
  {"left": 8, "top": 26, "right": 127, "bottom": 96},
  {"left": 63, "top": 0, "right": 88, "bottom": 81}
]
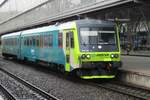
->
[{"left": 59, "top": 19, "right": 121, "bottom": 79}]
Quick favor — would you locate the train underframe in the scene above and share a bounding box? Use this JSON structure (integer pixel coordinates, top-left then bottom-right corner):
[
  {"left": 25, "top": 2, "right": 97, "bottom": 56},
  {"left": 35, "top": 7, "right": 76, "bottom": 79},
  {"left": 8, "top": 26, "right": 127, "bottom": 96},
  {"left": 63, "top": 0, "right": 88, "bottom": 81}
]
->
[
  {"left": 74, "top": 61, "right": 122, "bottom": 79},
  {"left": 2, "top": 53, "right": 121, "bottom": 79}
]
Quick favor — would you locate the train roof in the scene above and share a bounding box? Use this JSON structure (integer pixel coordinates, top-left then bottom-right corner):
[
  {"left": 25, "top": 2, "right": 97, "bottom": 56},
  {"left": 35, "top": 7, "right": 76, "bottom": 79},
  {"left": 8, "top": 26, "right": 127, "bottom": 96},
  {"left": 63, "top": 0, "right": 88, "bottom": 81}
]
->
[
  {"left": 1, "top": 31, "right": 21, "bottom": 38},
  {"left": 1, "top": 25, "right": 58, "bottom": 38},
  {"left": 21, "top": 25, "right": 58, "bottom": 35},
  {"left": 58, "top": 19, "right": 115, "bottom": 30},
  {"left": 75, "top": 19, "right": 114, "bottom": 27},
  {"left": 1, "top": 19, "right": 115, "bottom": 38}
]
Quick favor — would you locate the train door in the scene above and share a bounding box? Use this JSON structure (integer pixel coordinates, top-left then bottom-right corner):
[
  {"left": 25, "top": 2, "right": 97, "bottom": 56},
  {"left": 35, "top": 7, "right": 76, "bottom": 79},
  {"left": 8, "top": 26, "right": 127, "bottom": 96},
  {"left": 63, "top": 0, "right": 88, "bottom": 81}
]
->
[
  {"left": 20, "top": 35, "right": 24, "bottom": 60},
  {"left": 65, "top": 31, "right": 74, "bottom": 72},
  {"left": 19, "top": 33, "right": 22, "bottom": 59},
  {"left": 65, "top": 32, "right": 70, "bottom": 72}
]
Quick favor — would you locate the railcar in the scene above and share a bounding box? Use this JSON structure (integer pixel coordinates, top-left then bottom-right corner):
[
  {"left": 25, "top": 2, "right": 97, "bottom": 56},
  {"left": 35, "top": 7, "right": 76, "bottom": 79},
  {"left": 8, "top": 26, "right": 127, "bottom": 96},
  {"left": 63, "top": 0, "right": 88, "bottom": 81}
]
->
[
  {"left": 1, "top": 32, "right": 21, "bottom": 58},
  {"left": 1, "top": 19, "right": 121, "bottom": 79}
]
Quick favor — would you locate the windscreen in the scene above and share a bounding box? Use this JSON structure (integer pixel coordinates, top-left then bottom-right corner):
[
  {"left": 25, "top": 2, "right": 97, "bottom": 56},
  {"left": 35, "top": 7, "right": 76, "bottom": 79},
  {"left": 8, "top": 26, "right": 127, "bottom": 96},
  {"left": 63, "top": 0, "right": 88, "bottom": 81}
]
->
[{"left": 79, "top": 27, "right": 118, "bottom": 52}]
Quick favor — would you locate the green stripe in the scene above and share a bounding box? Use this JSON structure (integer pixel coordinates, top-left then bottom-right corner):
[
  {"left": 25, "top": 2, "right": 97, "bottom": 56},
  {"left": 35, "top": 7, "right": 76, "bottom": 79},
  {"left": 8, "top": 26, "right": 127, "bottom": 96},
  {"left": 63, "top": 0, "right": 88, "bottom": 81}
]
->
[{"left": 80, "top": 75, "right": 115, "bottom": 79}]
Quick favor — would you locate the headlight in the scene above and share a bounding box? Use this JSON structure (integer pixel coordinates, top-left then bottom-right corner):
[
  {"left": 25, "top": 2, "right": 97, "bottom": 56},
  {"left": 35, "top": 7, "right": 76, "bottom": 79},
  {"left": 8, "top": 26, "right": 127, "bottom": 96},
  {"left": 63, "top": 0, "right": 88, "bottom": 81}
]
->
[
  {"left": 86, "top": 54, "right": 91, "bottom": 59},
  {"left": 110, "top": 54, "right": 119, "bottom": 58},
  {"left": 81, "top": 54, "right": 91, "bottom": 59},
  {"left": 81, "top": 54, "right": 86, "bottom": 59},
  {"left": 114, "top": 54, "right": 119, "bottom": 58},
  {"left": 110, "top": 54, "right": 115, "bottom": 58}
]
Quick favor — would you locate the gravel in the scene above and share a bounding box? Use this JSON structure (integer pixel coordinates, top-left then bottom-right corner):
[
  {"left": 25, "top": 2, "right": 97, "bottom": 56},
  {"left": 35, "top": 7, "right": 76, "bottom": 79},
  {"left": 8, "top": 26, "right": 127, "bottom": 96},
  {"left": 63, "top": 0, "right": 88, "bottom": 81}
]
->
[
  {"left": 0, "top": 58, "right": 139, "bottom": 100},
  {"left": 0, "top": 91, "right": 8, "bottom": 100},
  {"left": 0, "top": 70, "right": 49, "bottom": 100}
]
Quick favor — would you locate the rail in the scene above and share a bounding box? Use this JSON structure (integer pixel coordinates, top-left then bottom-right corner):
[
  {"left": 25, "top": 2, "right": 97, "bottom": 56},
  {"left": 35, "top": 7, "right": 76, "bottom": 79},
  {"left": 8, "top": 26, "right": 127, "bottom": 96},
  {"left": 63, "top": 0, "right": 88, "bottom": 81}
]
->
[
  {"left": 1, "top": 56, "right": 149, "bottom": 99},
  {"left": 0, "top": 68, "right": 60, "bottom": 100},
  {"left": 84, "top": 80, "right": 150, "bottom": 100},
  {"left": 0, "top": 84, "right": 16, "bottom": 100}
]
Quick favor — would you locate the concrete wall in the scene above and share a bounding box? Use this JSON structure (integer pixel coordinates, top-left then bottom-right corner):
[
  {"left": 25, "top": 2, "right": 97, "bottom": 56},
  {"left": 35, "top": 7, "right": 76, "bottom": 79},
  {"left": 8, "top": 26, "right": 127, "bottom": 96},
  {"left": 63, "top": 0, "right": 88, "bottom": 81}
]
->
[{"left": 0, "top": 0, "right": 133, "bottom": 34}]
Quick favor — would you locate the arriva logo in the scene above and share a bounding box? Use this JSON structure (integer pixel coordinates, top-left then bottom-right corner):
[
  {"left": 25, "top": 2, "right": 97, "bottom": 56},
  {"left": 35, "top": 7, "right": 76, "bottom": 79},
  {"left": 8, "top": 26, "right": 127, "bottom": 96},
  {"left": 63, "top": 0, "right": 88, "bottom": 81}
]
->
[{"left": 96, "top": 54, "right": 109, "bottom": 56}]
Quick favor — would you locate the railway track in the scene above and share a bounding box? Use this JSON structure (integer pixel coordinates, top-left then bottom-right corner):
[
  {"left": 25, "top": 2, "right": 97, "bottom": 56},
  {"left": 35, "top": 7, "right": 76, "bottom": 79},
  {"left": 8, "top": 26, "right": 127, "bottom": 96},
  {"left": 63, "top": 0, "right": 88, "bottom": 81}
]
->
[
  {"left": 0, "top": 68, "right": 60, "bottom": 100},
  {"left": 1, "top": 57, "right": 150, "bottom": 100},
  {"left": 99, "top": 82, "right": 150, "bottom": 100},
  {"left": 84, "top": 80, "right": 150, "bottom": 100},
  {"left": 0, "top": 84, "right": 16, "bottom": 100}
]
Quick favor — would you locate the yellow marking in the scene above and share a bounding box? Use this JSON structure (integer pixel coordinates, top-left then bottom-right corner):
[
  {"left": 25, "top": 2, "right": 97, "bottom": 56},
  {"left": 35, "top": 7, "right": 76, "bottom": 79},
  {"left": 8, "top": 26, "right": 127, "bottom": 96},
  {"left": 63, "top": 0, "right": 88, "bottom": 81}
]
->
[{"left": 80, "top": 75, "right": 115, "bottom": 79}]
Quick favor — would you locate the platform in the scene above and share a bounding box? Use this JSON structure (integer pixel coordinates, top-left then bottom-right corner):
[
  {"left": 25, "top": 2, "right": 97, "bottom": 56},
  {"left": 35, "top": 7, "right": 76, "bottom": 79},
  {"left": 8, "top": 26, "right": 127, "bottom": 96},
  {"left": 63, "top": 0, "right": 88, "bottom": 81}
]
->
[{"left": 118, "top": 55, "right": 150, "bottom": 88}]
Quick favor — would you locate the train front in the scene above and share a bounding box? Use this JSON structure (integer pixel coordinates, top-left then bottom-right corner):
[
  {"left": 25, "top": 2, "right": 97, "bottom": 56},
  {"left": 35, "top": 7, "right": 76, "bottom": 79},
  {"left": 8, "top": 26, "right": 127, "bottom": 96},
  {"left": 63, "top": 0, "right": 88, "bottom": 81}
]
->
[{"left": 76, "top": 20, "right": 121, "bottom": 79}]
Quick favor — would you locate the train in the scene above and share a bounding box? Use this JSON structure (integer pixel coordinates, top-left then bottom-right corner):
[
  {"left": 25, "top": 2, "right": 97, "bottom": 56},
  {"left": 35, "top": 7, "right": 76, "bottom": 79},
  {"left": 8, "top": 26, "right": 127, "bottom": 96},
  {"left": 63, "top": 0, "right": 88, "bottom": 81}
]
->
[{"left": 1, "top": 19, "right": 121, "bottom": 79}]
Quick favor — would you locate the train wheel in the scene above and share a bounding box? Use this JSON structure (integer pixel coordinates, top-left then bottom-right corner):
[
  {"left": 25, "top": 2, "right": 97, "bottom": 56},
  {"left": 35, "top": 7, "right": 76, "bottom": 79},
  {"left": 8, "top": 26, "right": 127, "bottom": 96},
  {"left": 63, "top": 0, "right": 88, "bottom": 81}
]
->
[
  {"left": 3, "top": 55, "right": 9, "bottom": 60},
  {"left": 59, "top": 65, "right": 65, "bottom": 73}
]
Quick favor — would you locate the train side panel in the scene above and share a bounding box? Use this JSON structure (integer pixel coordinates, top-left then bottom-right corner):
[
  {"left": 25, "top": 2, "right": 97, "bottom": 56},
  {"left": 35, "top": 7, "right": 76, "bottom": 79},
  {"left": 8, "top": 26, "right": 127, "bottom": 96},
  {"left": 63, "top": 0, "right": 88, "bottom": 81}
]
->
[
  {"left": 20, "top": 27, "right": 66, "bottom": 67},
  {"left": 36, "top": 30, "right": 65, "bottom": 66},
  {"left": 21, "top": 33, "right": 39, "bottom": 61},
  {"left": 1, "top": 32, "right": 21, "bottom": 58}
]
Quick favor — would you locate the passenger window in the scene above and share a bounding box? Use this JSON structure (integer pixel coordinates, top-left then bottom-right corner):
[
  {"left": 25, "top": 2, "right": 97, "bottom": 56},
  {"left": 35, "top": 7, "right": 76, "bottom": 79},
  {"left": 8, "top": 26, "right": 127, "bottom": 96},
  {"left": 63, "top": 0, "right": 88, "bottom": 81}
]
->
[
  {"left": 12, "top": 38, "right": 13, "bottom": 46},
  {"left": 14, "top": 38, "right": 15, "bottom": 45},
  {"left": 58, "top": 32, "right": 63, "bottom": 48},
  {"left": 13, "top": 38, "right": 14, "bottom": 45},
  {"left": 47, "top": 35, "right": 49, "bottom": 47},
  {"left": 66, "top": 33, "right": 69, "bottom": 48},
  {"left": 36, "top": 36, "right": 40, "bottom": 47},
  {"left": 16, "top": 38, "right": 17, "bottom": 45},
  {"left": 30, "top": 37, "right": 32, "bottom": 46},
  {"left": 10, "top": 39, "right": 14, "bottom": 46},
  {"left": 24, "top": 38, "right": 26, "bottom": 46},
  {"left": 13, "top": 39, "right": 14, "bottom": 45},
  {"left": 10, "top": 39, "right": 12, "bottom": 45},
  {"left": 25, "top": 38, "right": 27, "bottom": 46},
  {"left": 8, "top": 39, "right": 9, "bottom": 45},
  {"left": 15, "top": 38, "right": 16, "bottom": 45},
  {"left": 8, "top": 39, "right": 12, "bottom": 45},
  {"left": 5, "top": 39, "right": 6, "bottom": 45},
  {"left": 70, "top": 32, "right": 74, "bottom": 48},
  {"left": 27, "top": 38, "right": 29, "bottom": 46},
  {"left": 31, "top": 37, "right": 34, "bottom": 46},
  {"left": 33, "top": 37, "right": 36, "bottom": 46},
  {"left": 40, "top": 35, "right": 43, "bottom": 47},
  {"left": 44, "top": 34, "right": 53, "bottom": 47},
  {"left": 11, "top": 38, "right": 13, "bottom": 46},
  {"left": 7, "top": 39, "right": 8, "bottom": 45},
  {"left": 13, "top": 38, "right": 15, "bottom": 45},
  {"left": 13, "top": 38, "right": 15, "bottom": 46},
  {"left": 44, "top": 35, "right": 48, "bottom": 47},
  {"left": 49, "top": 34, "right": 53, "bottom": 47}
]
